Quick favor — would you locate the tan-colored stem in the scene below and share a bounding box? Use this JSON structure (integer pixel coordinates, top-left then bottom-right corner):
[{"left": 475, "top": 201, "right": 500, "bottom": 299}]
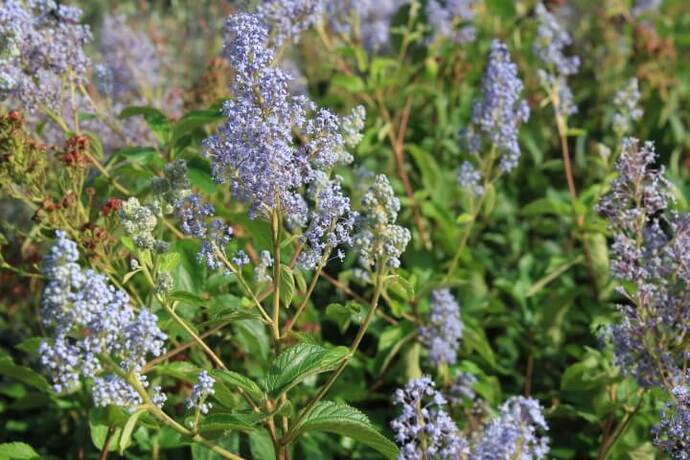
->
[
  {"left": 596, "top": 390, "right": 646, "bottom": 460},
  {"left": 141, "top": 266, "right": 227, "bottom": 370},
  {"left": 161, "top": 298, "right": 226, "bottom": 369},
  {"left": 105, "top": 360, "right": 245, "bottom": 460},
  {"left": 142, "top": 321, "right": 230, "bottom": 373},
  {"left": 552, "top": 91, "right": 600, "bottom": 297},
  {"left": 271, "top": 210, "right": 282, "bottom": 344},
  {"left": 377, "top": 94, "right": 429, "bottom": 249}
]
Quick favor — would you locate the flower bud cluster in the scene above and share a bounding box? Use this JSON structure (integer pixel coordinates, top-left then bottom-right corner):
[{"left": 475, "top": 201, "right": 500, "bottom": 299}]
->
[{"left": 354, "top": 174, "right": 411, "bottom": 270}]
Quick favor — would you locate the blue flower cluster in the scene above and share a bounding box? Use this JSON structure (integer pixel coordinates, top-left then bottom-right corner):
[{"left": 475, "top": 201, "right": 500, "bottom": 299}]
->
[
  {"left": 472, "top": 396, "right": 550, "bottom": 459},
  {"left": 597, "top": 138, "right": 678, "bottom": 389},
  {"left": 180, "top": 201, "right": 235, "bottom": 271},
  {"left": 612, "top": 78, "right": 643, "bottom": 137},
  {"left": 176, "top": 194, "right": 216, "bottom": 239},
  {"left": 256, "top": 0, "right": 322, "bottom": 46},
  {"left": 391, "top": 376, "right": 469, "bottom": 460},
  {"left": 354, "top": 174, "right": 411, "bottom": 270},
  {"left": 156, "top": 161, "right": 237, "bottom": 271},
  {"left": 39, "top": 232, "right": 167, "bottom": 409},
  {"left": 653, "top": 379, "right": 690, "bottom": 458},
  {"left": 92, "top": 14, "right": 167, "bottom": 150},
  {"left": 419, "top": 289, "right": 464, "bottom": 366},
  {"left": 325, "top": 0, "right": 409, "bottom": 51},
  {"left": 426, "top": 0, "right": 478, "bottom": 45},
  {"left": 633, "top": 0, "right": 662, "bottom": 17},
  {"left": 206, "top": 12, "right": 310, "bottom": 220},
  {"left": 0, "top": 0, "right": 91, "bottom": 112},
  {"left": 597, "top": 136, "right": 690, "bottom": 458},
  {"left": 187, "top": 370, "right": 215, "bottom": 415},
  {"left": 466, "top": 40, "right": 530, "bottom": 174},
  {"left": 206, "top": 12, "right": 363, "bottom": 268},
  {"left": 299, "top": 176, "right": 357, "bottom": 269},
  {"left": 457, "top": 161, "right": 484, "bottom": 197},
  {"left": 533, "top": 3, "right": 580, "bottom": 117},
  {"left": 98, "top": 14, "right": 159, "bottom": 102},
  {"left": 448, "top": 371, "right": 477, "bottom": 405},
  {"left": 392, "top": 376, "right": 550, "bottom": 459}
]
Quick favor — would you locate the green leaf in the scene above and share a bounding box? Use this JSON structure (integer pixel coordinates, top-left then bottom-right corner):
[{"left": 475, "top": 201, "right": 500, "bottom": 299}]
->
[
  {"left": 331, "top": 74, "right": 365, "bottom": 92},
  {"left": 155, "top": 362, "right": 199, "bottom": 382},
  {"left": 198, "top": 412, "right": 266, "bottom": 434},
  {"left": 294, "top": 269, "right": 307, "bottom": 293},
  {"left": 119, "top": 106, "right": 171, "bottom": 145},
  {"left": 159, "top": 252, "right": 181, "bottom": 272},
  {"left": 211, "top": 370, "right": 265, "bottom": 402},
  {"left": 119, "top": 409, "right": 146, "bottom": 454},
  {"left": 191, "top": 433, "right": 239, "bottom": 460},
  {"left": 111, "top": 147, "right": 160, "bottom": 166},
  {"left": 325, "top": 302, "right": 364, "bottom": 333},
  {"left": 462, "top": 322, "right": 497, "bottom": 369},
  {"left": 294, "top": 401, "right": 398, "bottom": 459},
  {"left": 279, "top": 264, "right": 296, "bottom": 308},
  {"left": 14, "top": 337, "right": 45, "bottom": 355},
  {"left": 89, "top": 423, "right": 121, "bottom": 452},
  {"left": 521, "top": 197, "right": 571, "bottom": 217},
  {"left": 456, "top": 213, "right": 475, "bottom": 225},
  {"left": 168, "top": 291, "right": 207, "bottom": 307},
  {"left": 264, "top": 344, "right": 348, "bottom": 397},
  {"left": 211, "top": 380, "right": 239, "bottom": 409},
  {"left": 0, "top": 442, "right": 39, "bottom": 459},
  {"left": 0, "top": 358, "right": 51, "bottom": 392},
  {"left": 386, "top": 276, "right": 414, "bottom": 301},
  {"left": 560, "top": 349, "right": 616, "bottom": 392},
  {"left": 122, "top": 269, "right": 141, "bottom": 285},
  {"left": 249, "top": 430, "right": 276, "bottom": 460},
  {"left": 171, "top": 109, "right": 223, "bottom": 149},
  {"left": 233, "top": 319, "right": 270, "bottom": 362}
]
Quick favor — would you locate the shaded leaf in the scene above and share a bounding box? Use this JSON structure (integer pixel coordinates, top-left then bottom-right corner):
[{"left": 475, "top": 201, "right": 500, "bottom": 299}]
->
[
  {"left": 294, "top": 401, "right": 398, "bottom": 459},
  {"left": 0, "top": 358, "right": 50, "bottom": 393}
]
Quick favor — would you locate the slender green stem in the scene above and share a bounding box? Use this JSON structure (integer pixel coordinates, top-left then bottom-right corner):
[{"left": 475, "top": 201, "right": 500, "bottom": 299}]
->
[
  {"left": 100, "top": 355, "right": 244, "bottom": 460},
  {"left": 285, "top": 259, "right": 326, "bottom": 335},
  {"left": 140, "top": 264, "right": 227, "bottom": 369},
  {"left": 445, "top": 147, "right": 496, "bottom": 280},
  {"left": 142, "top": 321, "right": 231, "bottom": 373},
  {"left": 132, "top": 380, "right": 245, "bottom": 460},
  {"left": 82, "top": 149, "right": 130, "bottom": 195},
  {"left": 214, "top": 247, "right": 273, "bottom": 324},
  {"left": 283, "top": 268, "right": 385, "bottom": 444},
  {"left": 444, "top": 215, "right": 476, "bottom": 281},
  {"left": 161, "top": 297, "right": 226, "bottom": 369},
  {"left": 525, "top": 255, "right": 584, "bottom": 298}
]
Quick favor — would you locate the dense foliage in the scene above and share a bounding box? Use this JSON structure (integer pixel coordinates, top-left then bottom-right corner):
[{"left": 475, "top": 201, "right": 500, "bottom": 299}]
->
[{"left": 2, "top": 0, "right": 690, "bottom": 459}]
